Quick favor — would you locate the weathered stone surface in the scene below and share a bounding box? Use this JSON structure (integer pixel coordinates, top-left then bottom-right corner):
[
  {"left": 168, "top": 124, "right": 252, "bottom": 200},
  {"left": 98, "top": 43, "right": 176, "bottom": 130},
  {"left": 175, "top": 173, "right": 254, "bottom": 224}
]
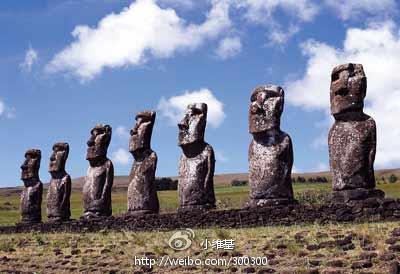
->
[
  {"left": 20, "top": 149, "right": 43, "bottom": 223},
  {"left": 5, "top": 198, "right": 400, "bottom": 234},
  {"left": 82, "top": 124, "right": 114, "bottom": 219},
  {"left": 47, "top": 142, "right": 71, "bottom": 222},
  {"left": 329, "top": 63, "right": 378, "bottom": 192},
  {"left": 247, "top": 85, "right": 294, "bottom": 207},
  {"left": 177, "top": 103, "right": 215, "bottom": 211},
  {"left": 127, "top": 111, "right": 159, "bottom": 215},
  {"left": 331, "top": 188, "right": 384, "bottom": 204}
]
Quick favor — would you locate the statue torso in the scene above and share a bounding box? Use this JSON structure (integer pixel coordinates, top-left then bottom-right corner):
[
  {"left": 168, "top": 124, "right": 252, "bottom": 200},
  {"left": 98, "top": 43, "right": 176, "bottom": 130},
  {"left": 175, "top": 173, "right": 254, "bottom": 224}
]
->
[
  {"left": 329, "top": 116, "right": 376, "bottom": 190},
  {"left": 127, "top": 151, "right": 158, "bottom": 212},
  {"left": 249, "top": 132, "right": 293, "bottom": 200}
]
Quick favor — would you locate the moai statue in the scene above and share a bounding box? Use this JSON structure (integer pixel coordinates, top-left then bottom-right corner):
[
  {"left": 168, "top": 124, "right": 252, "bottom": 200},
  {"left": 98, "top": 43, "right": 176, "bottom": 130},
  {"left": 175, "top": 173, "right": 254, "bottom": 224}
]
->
[
  {"left": 82, "top": 124, "right": 114, "bottom": 219},
  {"left": 127, "top": 111, "right": 159, "bottom": 215},
  {"left": 329, "top": 63, "right": 384, "bottom": 202},
  {"left": 247, "top": 85, "right": 294, "bottom": 207},
  {"left": 20, "top": 149, "right": 43, "bottom": 223},
  {"left": 177, "top": 103, "right": 216, "bottom": 211},
  {"left": 47, "top": 143, "right": 71, "bottom": 222}
]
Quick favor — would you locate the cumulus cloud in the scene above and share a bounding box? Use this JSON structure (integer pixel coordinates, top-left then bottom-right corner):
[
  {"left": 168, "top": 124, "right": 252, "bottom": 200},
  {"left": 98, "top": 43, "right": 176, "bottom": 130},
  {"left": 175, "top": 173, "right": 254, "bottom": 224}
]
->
[
  {"left": 215, "top": 36, "right": 242, "bottom": 59},
  {"left": 20, "top": 46, "right": 38, "bottom": 72},
  {"left": 324, "top": 0, "right": 397, "bottom": 20},
  {"left": 286, "top": 21, "right": 400, "bottom": 167},
  {"left": 112, "top": 148, "right": 131, "bottom": 165},
  {"left": 46, "top": 0, "right": 231, "bottom": 80},
  {"left": 157, "top": 88, "right": 225, "bottom": 128}
]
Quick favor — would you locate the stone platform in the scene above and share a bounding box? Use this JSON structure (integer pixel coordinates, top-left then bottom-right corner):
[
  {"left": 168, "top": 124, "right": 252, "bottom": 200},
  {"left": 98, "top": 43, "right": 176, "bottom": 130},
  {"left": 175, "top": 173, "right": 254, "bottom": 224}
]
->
[{"left": 1, "top": 197, "right": 400, "bottom": 234}]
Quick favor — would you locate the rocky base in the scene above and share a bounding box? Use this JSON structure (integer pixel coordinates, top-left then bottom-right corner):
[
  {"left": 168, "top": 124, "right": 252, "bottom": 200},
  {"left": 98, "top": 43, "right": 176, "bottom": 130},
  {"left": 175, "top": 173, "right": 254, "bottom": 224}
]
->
[
  {"left": 331, "top": 188, "right": 385, "bottom": 203},
  {"left": 3, "top": 196, "right": 400, "bottom": 234},
  {"left": 177, "top": 204, "right": 215, "bottom": 213},
  {"left": 47, "top": 217, "right": 70, "bottom": 223},
  {"left": 245, "top": 198, "right": 297, "bottom": 208},
  {"left": 126, "top": 209, "right": 158, "bottom": 216}
]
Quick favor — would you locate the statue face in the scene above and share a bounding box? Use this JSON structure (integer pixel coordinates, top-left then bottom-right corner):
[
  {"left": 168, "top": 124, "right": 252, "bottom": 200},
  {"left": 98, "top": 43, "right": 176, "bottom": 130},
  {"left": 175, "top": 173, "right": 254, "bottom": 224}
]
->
[
  {"left": 21, "top": 149, "right": 41, "bottom": 184},
  {"left": 86, "top": 125, "right": 112, "bottom": 161},
  {"left": 178, "top": 103, "right": 207, "bottom": 146},
  {"left": 49, "top": 143, "right": 69, "bottom": 173},
  {"left": 129, "top": 111, "right": 156, "bottom": 154},
  {"left": 249, "top": 85, "right": 284, "bottom": 134},
  {"left": 330, "top": 63, "right": 366, "bottom": 118}
]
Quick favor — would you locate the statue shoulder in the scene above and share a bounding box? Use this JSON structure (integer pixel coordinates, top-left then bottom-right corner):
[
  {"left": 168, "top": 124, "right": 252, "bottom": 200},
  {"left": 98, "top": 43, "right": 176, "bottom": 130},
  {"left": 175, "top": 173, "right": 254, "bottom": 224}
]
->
[
  {"left": 105, "top": 159, "right": 114, "bottom": 171},
  {"left": 280, "top": 131, "right": 293, "bottom": 145},
  {"left": 203, "top": 143, "right": 215, "bottom": 156},
  {"left": 149, "top": 150, "right": 158, "bottom": 161}
]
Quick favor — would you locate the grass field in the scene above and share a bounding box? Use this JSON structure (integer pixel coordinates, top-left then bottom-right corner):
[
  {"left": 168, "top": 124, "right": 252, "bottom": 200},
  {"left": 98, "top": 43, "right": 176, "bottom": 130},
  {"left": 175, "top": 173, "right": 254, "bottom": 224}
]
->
[
  {"left": 1, "top": 221, "right": 400, "bottom": 273},
  {"left": 1, "top": 181, "right": 400, "bottom": 226}
]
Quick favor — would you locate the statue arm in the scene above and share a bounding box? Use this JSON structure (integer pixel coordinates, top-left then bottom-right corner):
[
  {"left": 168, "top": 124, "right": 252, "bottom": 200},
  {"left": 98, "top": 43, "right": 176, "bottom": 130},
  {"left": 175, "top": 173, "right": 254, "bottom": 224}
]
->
[
  {"left": 368, "top": 121, "right": 377, "bottom": 173},
  {"left": 61, "top": 175, "right": 71, "bottom": 209},
  {"left": 205, "top": 146, "right": 216, "bottom": 204},
  {"left": 101, "top": 160, "right": 114, "bottom": 202},
  {"left": 287, "top": 136, "right": 294, "bottom": 175}
]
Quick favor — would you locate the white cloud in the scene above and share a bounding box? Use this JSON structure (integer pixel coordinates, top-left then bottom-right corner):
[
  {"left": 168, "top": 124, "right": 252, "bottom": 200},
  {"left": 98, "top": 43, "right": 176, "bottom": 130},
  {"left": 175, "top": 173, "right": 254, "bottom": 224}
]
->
[
  {"left": 46, "top": 0, "right": 231, "bottom": 81},
  {"left": 116, "top": 125, "right": 130, "bottom": 140},
  {"left": 215, "top": 36, "right": 242, "bottom": 59},
  {"left": 158, "top": 88, "right": 226, "bottom": 128},
  {"left": 324, "top": 0, "right": 397, "bottom": 20},
  {"left": 235, "top": 0, "right": 318, "bottom": 23},
  {"left": 232, "top": 0, "right": 319, "bottom": 46},
  {"left": 269, "top": 24, "right": 299, "bottom": 46},
  {"left": 112, "top": 148, "right": 131, "bottom": 165},
  {"left": 286, "top": 21, "right": 400, "bottom": 168},
  {"left": 20, "top": 46, "right": 38, "bottom": 72}
]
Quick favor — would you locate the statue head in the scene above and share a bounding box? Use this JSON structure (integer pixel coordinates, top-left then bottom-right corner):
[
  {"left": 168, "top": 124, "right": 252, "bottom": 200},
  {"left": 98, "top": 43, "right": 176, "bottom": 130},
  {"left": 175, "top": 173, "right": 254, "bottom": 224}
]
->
[
  {"left": 86, "top": 124, "right": 112, "bottom": 162},
  {"left": 49, "top": 142, "right": 69, "bottom": 174},
  {"left": 249, "top": 85, "right": 284, "bottom": 134},
  {"left": 21, "top": 149, "right": 41, "bottom": 185},
  {"left": 129, "top": 111, "right": 156, "bottom": 155},
  {"left": 330, "top": 63, "right": 366, "bottom": 119},
  {"left": 178, "top": 103, "right": 207, "bottom": 146}
]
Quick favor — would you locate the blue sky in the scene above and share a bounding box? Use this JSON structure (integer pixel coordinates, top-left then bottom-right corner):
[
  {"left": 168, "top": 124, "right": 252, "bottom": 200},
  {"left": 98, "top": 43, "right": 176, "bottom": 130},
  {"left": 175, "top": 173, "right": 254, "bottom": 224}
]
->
[{"left": 1, "top": 0, "right": 400, "bottom": 187}]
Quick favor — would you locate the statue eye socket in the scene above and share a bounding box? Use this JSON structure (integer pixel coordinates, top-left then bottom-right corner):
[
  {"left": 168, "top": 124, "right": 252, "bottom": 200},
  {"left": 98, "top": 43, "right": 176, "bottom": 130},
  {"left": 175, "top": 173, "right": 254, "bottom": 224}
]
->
[
  {"left": 191, "top": 109, "right": 203, "bottom": 115},
  {"left": 332, "top": 72, "right": 340, "bottom": 82}
]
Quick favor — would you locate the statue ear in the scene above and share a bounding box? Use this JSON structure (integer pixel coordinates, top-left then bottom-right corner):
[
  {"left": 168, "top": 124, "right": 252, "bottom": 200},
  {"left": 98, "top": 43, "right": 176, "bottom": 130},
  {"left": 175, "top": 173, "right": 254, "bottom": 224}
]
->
[{"left": 105, "top": 125, "right": 112, "bottom": 134}]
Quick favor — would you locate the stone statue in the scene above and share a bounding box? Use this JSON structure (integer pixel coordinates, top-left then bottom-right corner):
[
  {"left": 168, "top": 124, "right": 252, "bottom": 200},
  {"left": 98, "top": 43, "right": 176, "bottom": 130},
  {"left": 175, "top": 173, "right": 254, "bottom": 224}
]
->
[
  {"left": 20, "top": 149, "right": 43, "bottom": 223},
  {"left": 177, "top": 103, "right": 216, "bottom": 211},
  {"left": 247, "top": 85, "right": 294, "bottom": 207},
  {"left": 82, "top": 124, "right": 114, "bottom": 219},
  {"left": 329, "top": 63, "right": 384, "bottom": 202},
  {"left": 127, "top": 111, "right": 159, "bottom": 215},
  {"left": 47, "top": 142, "right": 71, "bottom": 222}
]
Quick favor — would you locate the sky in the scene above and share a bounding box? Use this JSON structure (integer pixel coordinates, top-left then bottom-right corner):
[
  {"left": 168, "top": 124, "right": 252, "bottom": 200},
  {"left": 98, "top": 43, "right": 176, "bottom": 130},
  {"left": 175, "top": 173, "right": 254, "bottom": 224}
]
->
[{"left": 1, "top": 0, "right": 400, "bottom": 187}]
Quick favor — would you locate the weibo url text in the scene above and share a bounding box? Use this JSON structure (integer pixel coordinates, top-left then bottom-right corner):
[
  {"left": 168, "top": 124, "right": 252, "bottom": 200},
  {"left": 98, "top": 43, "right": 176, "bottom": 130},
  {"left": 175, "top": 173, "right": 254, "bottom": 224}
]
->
[{"left": 134, "top": 256, "right": 268, "bottom": 268}]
